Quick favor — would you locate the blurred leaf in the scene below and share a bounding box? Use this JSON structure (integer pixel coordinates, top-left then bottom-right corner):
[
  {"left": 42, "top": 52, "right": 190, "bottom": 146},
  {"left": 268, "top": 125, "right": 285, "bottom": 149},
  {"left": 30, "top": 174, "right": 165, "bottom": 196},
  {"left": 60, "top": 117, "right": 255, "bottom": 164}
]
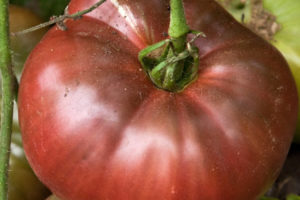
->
[
  {"left": 9, "top": 0, "right": 70, "bottom": 20},
  {"left": 260, "top": 195, "right": 300, "bottom": 200},
  {"left": 260, "top": 196, "right": 279, "bottom": 200},
  {"left": 38, "top": 0, "right": 70, "bottom": 19},
  {"left": 287, "top": 194, "right": 300, "bottom": 200},
  {"left": 9, "top": 0, "right": 26, "bottom": 5},
  {"left": 46, "top": 194, "right": 60, "bottom": 200}
]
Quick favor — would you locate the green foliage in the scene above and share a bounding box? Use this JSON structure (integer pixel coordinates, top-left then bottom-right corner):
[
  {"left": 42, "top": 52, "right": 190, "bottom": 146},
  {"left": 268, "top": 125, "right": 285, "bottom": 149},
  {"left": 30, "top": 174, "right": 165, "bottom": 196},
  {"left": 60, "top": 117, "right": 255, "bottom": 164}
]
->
[
  {"left": 9, "top": 0, "right": 70, "bottom": 20},
  {"left": 287, "top": 194, "right": 300, "bottom": 200},
  {"left": 260, "top": 197, "right": 278, "bottom": 200},
  {"left": 9, "top": 0, "right": 26, "bottom": 5},
  {"left": 260, "top": 194, "right": 300, "bottom": 200},
  {"left": 38, "top": 0, "right": 70, "bottom": 19}
]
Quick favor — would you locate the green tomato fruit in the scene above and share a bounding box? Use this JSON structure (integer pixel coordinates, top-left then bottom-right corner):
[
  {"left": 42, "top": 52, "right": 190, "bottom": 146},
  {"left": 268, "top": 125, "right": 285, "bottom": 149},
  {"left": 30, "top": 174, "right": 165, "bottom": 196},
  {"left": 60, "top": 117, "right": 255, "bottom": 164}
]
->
[{"left": 217, "top": 0, "right": 300, "bottom": 143}]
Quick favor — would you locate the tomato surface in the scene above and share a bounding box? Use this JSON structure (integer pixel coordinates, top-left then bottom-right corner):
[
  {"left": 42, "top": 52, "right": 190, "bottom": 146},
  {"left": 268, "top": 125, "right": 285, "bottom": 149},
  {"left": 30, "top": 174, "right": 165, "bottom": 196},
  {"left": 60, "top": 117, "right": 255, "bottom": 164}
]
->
[{"left": 18, "top": 0, "right": 298, "bottom": 200}]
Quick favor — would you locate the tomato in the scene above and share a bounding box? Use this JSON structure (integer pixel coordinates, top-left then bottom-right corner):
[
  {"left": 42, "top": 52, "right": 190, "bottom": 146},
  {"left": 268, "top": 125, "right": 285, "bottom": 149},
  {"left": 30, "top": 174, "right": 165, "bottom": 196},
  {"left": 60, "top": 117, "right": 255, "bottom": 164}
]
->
[
  {"left": 18, "top": 0, "right": 298, "bottom": 200},
  {"left": 9, "top": 4, "right": 47, "bottom": 74}
]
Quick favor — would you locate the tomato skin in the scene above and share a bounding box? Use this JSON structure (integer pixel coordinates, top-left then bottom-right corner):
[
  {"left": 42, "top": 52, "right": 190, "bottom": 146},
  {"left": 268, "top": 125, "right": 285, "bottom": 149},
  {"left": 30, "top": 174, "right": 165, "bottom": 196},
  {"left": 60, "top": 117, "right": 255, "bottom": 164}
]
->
[{"left": 18, "top": 0, "right": 298, "bottom": 200}]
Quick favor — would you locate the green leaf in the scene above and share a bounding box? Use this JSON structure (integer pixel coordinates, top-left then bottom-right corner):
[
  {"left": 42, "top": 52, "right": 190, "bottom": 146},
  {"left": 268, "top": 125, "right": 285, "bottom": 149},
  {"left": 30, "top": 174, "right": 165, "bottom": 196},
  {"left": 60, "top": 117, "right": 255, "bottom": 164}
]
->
[
  {"left": 259, "top": 194, "right": 300, "bottom": 200},
  {"left": 47, "top": 194, "right": 61, "bottom": 200},
  {"left": 38, "top": 0, "right": 70, "bottom": 19},
  {"left": 9, "top": 0, "right": 26, "bottom": 5}
]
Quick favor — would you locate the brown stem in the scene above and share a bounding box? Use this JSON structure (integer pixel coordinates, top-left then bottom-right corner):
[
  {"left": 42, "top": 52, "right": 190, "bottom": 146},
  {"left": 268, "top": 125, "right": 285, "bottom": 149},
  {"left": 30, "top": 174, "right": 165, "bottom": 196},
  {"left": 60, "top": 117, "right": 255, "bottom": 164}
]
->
[{"left": 12, "top": 0, "right": 107, "bottom": 36}]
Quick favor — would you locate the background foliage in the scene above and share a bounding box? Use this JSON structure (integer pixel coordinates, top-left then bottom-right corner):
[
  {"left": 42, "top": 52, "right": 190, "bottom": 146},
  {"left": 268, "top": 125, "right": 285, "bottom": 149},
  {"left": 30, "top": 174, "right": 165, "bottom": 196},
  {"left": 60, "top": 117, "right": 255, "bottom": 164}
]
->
[{"left": 9, "top": 0, "right": 70, "bottom": 19}]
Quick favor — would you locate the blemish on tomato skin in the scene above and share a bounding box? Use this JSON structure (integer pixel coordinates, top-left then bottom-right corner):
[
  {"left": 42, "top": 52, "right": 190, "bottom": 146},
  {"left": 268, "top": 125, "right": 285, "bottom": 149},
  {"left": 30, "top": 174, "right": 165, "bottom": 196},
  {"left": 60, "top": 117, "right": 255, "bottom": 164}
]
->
[
  {"left": 64, "top": 87, "right": 70, "bottom": 97},
  {"left": 75, "top": 79, "right": 80, "bottom": 86}
]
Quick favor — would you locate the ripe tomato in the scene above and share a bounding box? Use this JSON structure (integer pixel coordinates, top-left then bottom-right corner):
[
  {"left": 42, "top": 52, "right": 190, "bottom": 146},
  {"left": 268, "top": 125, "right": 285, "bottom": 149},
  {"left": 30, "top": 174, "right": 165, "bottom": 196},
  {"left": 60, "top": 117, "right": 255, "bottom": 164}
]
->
[{"left": 18, "top": 0, "right": 298, "bottom": 200}]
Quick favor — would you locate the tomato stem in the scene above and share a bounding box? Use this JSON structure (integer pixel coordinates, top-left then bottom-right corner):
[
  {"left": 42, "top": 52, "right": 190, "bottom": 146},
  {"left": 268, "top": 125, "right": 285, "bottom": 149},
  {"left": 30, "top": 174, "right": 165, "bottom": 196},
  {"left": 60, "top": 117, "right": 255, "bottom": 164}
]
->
[
  {"left": 138, "top": 0, "right": 204, "bottom": 92},
  {"left": 12, "top": 0, "right": 107, "bottom": 36},
  {"left": 168, "top": 0, "right": 190, "bottom": 53},
  {"left": 0, "top": 0, "right": 15, "bottom": 199}
]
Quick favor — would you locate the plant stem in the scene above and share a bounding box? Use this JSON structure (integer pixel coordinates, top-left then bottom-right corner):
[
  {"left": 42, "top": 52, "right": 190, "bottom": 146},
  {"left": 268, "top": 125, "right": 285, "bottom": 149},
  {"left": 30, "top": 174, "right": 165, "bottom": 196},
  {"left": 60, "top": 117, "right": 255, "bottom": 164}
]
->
[
  {"left": 0, "top": 0, "right": 15, "bottom": 199},
  {"left": 168, "top": 0, "right": 190, "bottom": 52},
  {"left": 12, "top": 0, "right": 107, "bottom": 36},
  {"left": 139, "top": 0, "right": 202, "bottom": 92}
]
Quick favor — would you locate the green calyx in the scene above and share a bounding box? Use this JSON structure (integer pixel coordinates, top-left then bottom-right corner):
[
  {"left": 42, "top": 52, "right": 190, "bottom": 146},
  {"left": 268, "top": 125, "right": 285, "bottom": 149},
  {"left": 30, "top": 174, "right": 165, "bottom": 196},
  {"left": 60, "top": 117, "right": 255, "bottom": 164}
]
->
[
  {"left": 139, "top": 32, "right": 204, "bottom": 92},
  {"left": 138, "top": 0, "right": 204, "bottom": 92}
]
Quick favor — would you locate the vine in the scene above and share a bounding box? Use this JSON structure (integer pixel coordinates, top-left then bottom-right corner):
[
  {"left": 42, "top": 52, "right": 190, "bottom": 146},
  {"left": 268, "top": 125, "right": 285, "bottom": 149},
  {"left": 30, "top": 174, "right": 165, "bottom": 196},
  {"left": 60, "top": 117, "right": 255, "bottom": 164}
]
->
[
  {"left": 0, "top": 0, "right": 15, "bottom": 199},
  {"left": 12, "top": 0, "right": 107, "bottom": 36}
]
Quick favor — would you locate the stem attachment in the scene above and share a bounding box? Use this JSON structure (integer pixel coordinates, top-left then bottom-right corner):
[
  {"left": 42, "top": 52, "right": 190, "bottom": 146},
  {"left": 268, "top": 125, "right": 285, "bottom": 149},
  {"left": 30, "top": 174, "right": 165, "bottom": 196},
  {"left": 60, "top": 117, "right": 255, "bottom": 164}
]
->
[{"left": 138, "top": 0, "right": 205, "bottom": 92}]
